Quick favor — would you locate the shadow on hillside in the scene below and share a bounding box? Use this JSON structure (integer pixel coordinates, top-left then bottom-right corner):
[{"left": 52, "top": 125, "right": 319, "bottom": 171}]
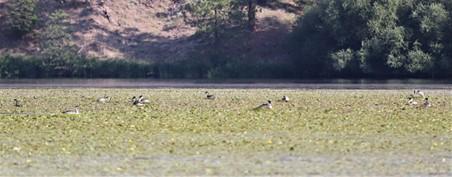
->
[
  {"left": 0, "top": 0, "right": 7, "bottom": 42},
  {"left": 88, "top": 17, "right": 292, "bottom": 62},
  {"left": 60, "top": 0, "right": 90, "bottom": 9},
  {"left": 40, "top": 0, "right": 189, "bottom": 61},
  {"left": 0, "top": 0, "right": 191, "bottom": 59},
  {"left": 40, "top": 0, "right": 90, "bottom": 10},
  {"left": 0, "top": 0, "right": 24, "bottom": 51},
  {"left": 68, "top": 0, "right": 299, "bottom": 62},
  {"left": 32, "top": 0, "right": 293, "bottom": 62},
  {"left": 0, "top": 0, "right": 81, "bottom": 50},
  {"left": 0, "top": 1, "right": 5, "bottom": 14},
  {"left": 260, "top": 1, "right": 303, "bottom": 14},
  {"left": 219, "top": 16, "right": 292, "bottom": 61},
  {"left": 75, "top": 17, "right": 192, "bottom": 61}
]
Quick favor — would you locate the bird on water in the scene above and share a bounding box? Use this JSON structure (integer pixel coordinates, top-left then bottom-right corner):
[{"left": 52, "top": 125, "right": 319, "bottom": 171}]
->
[{"left": 255, "top": 100, "right": 273, "bottom": 110}]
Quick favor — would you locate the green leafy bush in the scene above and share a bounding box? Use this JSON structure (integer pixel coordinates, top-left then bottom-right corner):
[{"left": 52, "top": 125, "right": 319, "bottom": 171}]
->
[
  {"left": 38, "top": 10, "right": 81, "bottom": 77},
  {"left": 0, "top": 54, "right": 154, "bottom": 78},
  {"left": 6, "top": 0, "right": 38, "bottom": 36},
  {"left": 290, "top": 0, "right": 452, "bottom": 78}
]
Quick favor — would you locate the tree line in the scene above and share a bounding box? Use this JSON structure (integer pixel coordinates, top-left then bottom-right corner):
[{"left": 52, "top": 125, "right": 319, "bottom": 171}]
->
[{"left": 290, "top": 0, "right": 452, "bottom": 78}]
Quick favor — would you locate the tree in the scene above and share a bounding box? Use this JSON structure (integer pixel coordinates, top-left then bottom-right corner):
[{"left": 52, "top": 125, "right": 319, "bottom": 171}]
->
[
  {"left": 246, "top": 0, "right": 257, "bottom": 31},
  {"left": 406, "top": 43, "right": 433, "bottom": 73},
  {"left": 185, "top": 0, "right": 236, "bottom": 45},
  {"left": 185, "top": 0, "right": 263, "bottom": 43},
  {"left": 39, "top": 10, "right": 80, "bottom": 76},
  {"left": 6, "top": 0, "right": 38, "bottom": 36},
  {"left": 290, "top": 0, "right": 452, "bottom": 78}
]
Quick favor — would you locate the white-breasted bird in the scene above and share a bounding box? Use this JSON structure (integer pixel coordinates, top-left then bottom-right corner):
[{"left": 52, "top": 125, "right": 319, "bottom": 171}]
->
[
  {"left": 423, "top": 97, "right": 432, "bottom": 108},
  {"left": 132, "top": 96, "right": 145, "bottom": 107},
  {"left": 414, "top": 89, "right": 425, "bottom": 98},
  {"left": 255, "top": 100, "right": 273, "bottom": 110},
  {"left": 138, "top": 95, "right": 150, "bottom": 104},
  {"left": 205, "top": 91, "right": 216, "bottom": 100},
  {"left": 63, "top": 106, "right": 80, "bottom": 115},
  {"left": 97, "top": 95, "right": 111, "bottom": 103},
  {"left": 407, "top": 97, "right": 418, "bottom": 106},
  {"left": 134, "top": 102, "right": 145, "bottom": 107},
  {"left": 281, "top": 96, "right": 289, "bottom": 102}
]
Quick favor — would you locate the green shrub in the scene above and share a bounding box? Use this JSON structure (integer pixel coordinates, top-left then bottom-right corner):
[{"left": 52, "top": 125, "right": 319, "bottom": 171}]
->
[
  {"left": 290, "top": 0, "right": 452, "bottom": 78},
  {"left": 6, "top": 0, "right": 38, "bottom": 36},
  {"left": 0, "top": 55, "right": 38, "bottom": 78},
  {"left": 0, "top": 54, "right": 155, "bottom": 78}
]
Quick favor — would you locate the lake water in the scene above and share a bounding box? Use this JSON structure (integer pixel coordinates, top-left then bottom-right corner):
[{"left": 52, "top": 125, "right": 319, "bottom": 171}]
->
[{"left": 0, "top": 79, "right": 452, "bottom": 89}]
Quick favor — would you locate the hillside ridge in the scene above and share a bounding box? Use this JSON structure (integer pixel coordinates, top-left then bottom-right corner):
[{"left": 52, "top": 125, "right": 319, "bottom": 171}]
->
[{"left": 0, "top": 0, "right": 301, "bottom": 62}]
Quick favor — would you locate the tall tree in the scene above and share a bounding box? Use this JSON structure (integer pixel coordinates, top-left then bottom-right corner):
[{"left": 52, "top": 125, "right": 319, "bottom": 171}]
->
[
  {"left": 39, "top": 10, "right": 80, "bottom": 76},
  {"left": 290, "top": 0, "right": 451, "bottom": 78},
  {"left": 247, "top": 0, "right": 257, "bottom": 31},
  {"left": 185, "top": 0, "right": 234, "bottom": 45},
  {"left": 6, "top": 0, "right": 38, "bottom": 36}
]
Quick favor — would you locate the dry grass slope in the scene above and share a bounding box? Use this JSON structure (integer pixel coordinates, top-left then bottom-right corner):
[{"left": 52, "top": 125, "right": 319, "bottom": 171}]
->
[{"left": 0, "top": 0, "right": 302, "bottom": 62}]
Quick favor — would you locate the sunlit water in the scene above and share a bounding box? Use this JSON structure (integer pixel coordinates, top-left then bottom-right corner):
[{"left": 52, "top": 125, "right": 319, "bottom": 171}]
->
[{"left": 0, "top": 79, "right": 452, "bottom": 89}]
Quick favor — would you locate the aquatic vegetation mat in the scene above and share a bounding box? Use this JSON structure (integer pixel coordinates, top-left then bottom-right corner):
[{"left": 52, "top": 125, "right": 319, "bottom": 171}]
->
[{"left": 0, "top": 89, "right": 451, "bottom": 176}]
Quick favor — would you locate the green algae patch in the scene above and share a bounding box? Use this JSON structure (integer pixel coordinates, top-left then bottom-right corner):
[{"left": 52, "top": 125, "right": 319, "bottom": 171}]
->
[{"left": 0, "top": 89, "right": 451, "bottom": 175}]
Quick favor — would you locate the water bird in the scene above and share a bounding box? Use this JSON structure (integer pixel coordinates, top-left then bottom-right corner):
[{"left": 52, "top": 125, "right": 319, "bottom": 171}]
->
[
  {"left": 281, "top": 96, "right": 289, "bottom": 102},
  {"left": 138, "top": 95, "right": 150, "bottom": 104},
  {"left": 205, "top": 91, "right": 216, "bottom": 100},
  {"left": 414, "top": 89, "right": 425, "bottom": 98},
  {"left": 423, "top": 98, "right": 432, "bottom": 108},
  {"left": 407, "top": 97, "right": 418, "bottom": 106},
  {"left": 13, "top": 99, "right": 22, "bottom": 107},
  {"left": 62, "top": 106, "right": 80, "bottom": 115},
  {"left": 134, "top": 101, "right": 145, "bottom": 107},
  {"left": 132, "top": 96, "right": 145, "bottom": 107},
  {"left": 255, "top": 100, "right": 273, "bottom": 110},
  {"left": 97, "top": 95, "right": 111, "bottom": 103}
]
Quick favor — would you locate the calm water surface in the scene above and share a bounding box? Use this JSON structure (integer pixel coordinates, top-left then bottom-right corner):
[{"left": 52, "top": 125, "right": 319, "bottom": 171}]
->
[{"left": 0, "top": 79, "right": 452, "bottom": 89}]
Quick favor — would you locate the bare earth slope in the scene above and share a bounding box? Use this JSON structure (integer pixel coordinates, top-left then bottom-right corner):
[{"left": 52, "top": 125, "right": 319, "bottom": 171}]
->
[{"left": 0, "top": 0, "right": 301, "bottom": 62}]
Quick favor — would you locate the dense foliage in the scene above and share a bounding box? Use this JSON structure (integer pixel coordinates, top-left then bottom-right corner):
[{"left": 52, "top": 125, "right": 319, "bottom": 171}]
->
[
  {"left": 38, "top": 10, "right": 82, "bottom": 76},
  {"left": 0, "top": 54, "right": 292, "bottom": 78},
  {"left": 185, "top": 0, "right": 239, "bottom": 44},
  {"left": 290, "top": 0, "right": 452, "bottom": 78},
  {"left": 0, "top": 54, "right": 154, "bottom": 78},
  {"left": 185, "top": 0, "right": 260, "bottom": 45},
  {"left": 5, "top": 0, "right": 38, "bottom": 36}
]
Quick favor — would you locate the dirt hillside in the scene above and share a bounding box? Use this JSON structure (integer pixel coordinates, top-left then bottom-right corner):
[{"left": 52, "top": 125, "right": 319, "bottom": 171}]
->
[{"left": 0, "top": 0, "right": 302, "bottom": 62}]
